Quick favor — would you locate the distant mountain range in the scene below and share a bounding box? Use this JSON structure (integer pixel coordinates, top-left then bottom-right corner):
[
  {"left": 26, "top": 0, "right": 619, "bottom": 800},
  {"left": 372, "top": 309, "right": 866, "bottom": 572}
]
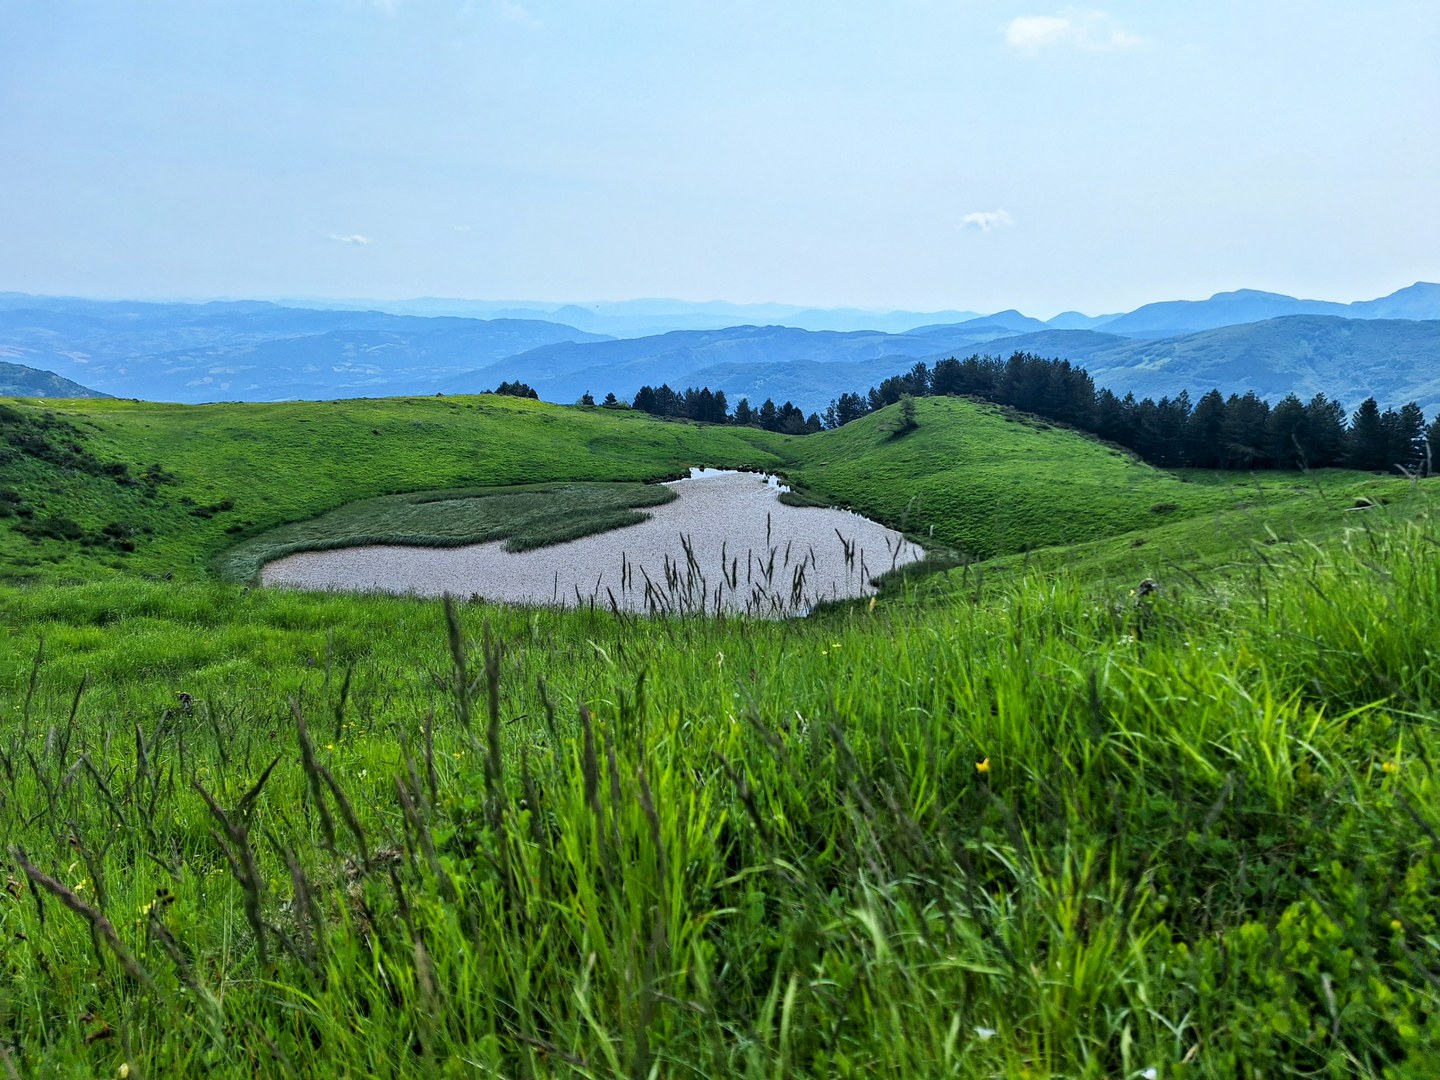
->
[
  {"left": 0, "top": 296, "right": 609, "bottom": 401},
  {"left": 269, "top": 296, "right": 987, "bottom": 338},
  {"left": 1095, "top": 282, "right": 1440, "bottom": 338},
  {"left": 268, "top": 283, "right": 1440, "bottom": 341},
  {"left": 2, "top": 283, "right": 1438, "bottom": 416}
]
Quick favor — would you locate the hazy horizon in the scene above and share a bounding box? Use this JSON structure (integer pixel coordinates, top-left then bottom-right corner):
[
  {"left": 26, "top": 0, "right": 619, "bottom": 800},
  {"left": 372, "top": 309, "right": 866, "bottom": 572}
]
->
[
  {"left": 4, "top": 2, "right": 1437, "bottom": 315},
  {"left": 4, "top": 279, "right": 1434, "bottom": 325}
]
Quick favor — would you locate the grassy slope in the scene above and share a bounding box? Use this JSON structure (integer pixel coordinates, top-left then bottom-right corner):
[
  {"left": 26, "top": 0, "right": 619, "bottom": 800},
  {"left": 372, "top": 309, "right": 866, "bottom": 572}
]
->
[
  {"left": 894, "top": 468, "right": 1433, "bottom": 609},
  {"left": 3, "top": 394, "right": 1439, "bottom": 1076},
  {"left": 4, "top": 393, "right": 1359, "bottom": 587},
  {"left": 0, "top": 395, "right": 797, "bottom": 582},
  {"left": 785, "top": 397, "right": 1241, "bottom": 558},
  {"left": 3, "top": 505, "right": 1439, "bottom": 1076}
]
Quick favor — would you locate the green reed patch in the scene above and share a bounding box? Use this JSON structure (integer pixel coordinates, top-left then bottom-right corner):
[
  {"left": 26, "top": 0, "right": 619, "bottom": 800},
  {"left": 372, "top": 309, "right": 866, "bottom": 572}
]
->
[{"left": 215, "top": 481, "right": 678, "bottom": 582}]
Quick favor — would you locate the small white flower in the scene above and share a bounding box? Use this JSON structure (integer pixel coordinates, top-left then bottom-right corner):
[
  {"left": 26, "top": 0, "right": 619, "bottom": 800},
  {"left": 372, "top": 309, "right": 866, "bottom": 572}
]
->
[
  {"left": 975, "top": 1026, "right": 997, "bottom": 1040},
  {"left": 1142, "top": 1069, "right": 1158, "bottom": 1080}
]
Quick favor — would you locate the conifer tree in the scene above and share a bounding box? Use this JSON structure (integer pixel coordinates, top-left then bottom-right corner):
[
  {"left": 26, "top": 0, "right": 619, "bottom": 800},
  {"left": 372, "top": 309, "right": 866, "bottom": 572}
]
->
[
  {"left": 757, "top": 398, "right": 778, "bottom": 431},
  {"left": 1265, "top": 394, "right": 1308, "bottom": 468},
  {"left": 1222, "top": 392, "right": 1271, "bottom": 468},
  {"left": 1187, "top": 390, "right": 1227, "bottom": 468},
  {"left": 1389, "top": 402, "right": 1427, "bottom": 472},
  {"left": 1345, "top": 398, "right": 1388, "bottom": 471},
  {"left": 1304, "top": 394, "right": 1347, "bottom": 467}
]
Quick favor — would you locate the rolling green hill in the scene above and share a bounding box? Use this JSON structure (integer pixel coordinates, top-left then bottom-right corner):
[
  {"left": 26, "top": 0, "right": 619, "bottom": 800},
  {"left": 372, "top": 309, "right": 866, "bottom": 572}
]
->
[
  {"left": 1, "top": 392, "right": 1323, "bottom": 585},
  {"left": 0, "top": 395, "right": 795, "bottom": 582},
  {"left": 3, "top": 391, "right": 1439, "bottom": 1076},
  {"left": 784, "top": 396, "right": 1237, "bottom": 559}
]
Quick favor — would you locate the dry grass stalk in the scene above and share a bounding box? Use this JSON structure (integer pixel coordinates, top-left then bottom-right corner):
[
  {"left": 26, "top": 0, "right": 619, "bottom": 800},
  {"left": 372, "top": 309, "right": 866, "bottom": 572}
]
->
[
  {"left": 191, "top": 777, "right": 270, "bottom": 966},
  {"left": 292, "top": 702, "right": 336, "bottom": 850}
]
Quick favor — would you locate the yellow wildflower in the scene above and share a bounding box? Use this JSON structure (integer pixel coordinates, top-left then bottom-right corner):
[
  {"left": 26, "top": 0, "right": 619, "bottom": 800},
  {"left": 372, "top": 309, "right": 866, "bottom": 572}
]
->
[
  {"left": 1381, "top": 760, "right": 1399, "bottom": 775},
  {"left": 976, "top": 757, "right": 990, "bottom": 775}
]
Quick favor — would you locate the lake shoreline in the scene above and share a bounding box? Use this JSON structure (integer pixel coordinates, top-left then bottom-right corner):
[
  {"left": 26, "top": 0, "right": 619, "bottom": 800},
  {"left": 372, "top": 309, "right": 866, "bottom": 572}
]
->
[{"left": 260, "top": 469, "right": 923, "bottom": 617}]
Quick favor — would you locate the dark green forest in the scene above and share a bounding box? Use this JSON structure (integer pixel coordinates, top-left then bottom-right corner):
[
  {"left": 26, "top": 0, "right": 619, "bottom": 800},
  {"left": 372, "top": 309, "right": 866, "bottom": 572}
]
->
[{"left": 843, "top": 354, "right": 1438, "bottom": 473}]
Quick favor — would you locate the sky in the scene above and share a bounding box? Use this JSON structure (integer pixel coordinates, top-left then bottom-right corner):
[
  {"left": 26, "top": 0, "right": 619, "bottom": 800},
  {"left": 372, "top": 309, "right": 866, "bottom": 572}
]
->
[{"left": 2, "top": 1, "right": 1437, "bottom": 317}]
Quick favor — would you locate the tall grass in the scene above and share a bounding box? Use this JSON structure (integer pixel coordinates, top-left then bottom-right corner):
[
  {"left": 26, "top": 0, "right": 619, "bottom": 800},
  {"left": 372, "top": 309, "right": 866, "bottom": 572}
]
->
[{"left": 2, "top": 502, "right": 1438, "bottom": 1075}]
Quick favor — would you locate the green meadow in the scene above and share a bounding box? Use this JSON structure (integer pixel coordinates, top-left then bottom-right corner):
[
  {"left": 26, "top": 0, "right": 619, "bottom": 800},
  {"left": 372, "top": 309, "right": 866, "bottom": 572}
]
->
[{"left": 2, "top": 392, "right": 1438, "bottom": 1077}]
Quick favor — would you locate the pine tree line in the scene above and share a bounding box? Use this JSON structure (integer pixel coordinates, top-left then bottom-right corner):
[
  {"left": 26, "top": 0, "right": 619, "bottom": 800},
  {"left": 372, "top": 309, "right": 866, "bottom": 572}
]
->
[
  {"left": 827, "top": 353, "right": 1440, "bottom": 473},
  {"left": 627, "top": 383, "right": 824, "bottom": 434}
]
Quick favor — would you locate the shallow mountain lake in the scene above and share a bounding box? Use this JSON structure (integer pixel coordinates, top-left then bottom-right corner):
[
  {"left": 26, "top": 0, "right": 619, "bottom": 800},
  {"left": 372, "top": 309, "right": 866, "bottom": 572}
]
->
[{"left": 261, "top": 469, "right": 923, "bottom": 616}]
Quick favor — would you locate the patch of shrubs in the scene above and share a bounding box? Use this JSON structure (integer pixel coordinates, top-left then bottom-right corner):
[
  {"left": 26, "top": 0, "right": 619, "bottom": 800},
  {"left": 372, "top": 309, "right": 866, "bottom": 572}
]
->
[
  {"left": 0, "top": 487, "right": 24, "bottom": 518},
  {"left": 138, "top": 463, "right": 178, "bottom": 494},
  {"left": 1, "top": 404, "right": 113, "bottom": 474},
  {"left": 188, "top": 497, "right": 235, "bottom": 518},
  {"left": 13, "top": 511, "right": 144, "bottom": 553},
  {"left": 16, "top": 515, "right": 85, "bottom": 543},
  {"left": 0, "top": 404, "right": 173, "bottom": 493},
  {"left": 98, "top": 521, "right": 148, "bottom": 552}
]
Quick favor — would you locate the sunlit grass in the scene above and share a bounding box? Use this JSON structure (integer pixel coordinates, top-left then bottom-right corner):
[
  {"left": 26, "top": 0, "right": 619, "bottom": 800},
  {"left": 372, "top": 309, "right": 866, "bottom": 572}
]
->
[
  {"left": 2, "top": 497, "right": 1438, "bottom": 1075},
  {"left": 4, "top": 394, "right": 1439, "bottom": 1075}
]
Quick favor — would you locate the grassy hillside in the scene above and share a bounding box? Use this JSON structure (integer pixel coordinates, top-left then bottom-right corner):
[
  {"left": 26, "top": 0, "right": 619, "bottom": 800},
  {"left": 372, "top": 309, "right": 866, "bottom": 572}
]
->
[
  {"left": 0, "top": 393, "right": 1352, "bottom": 585},
  {"left": 785, "top": 397, "right": 1242, "bottom": 559},
  {"left": 4, "top": 392, "right": 1440, "bottom": 1076},
  {"left": 3, "top": 393, "right": 1423, "bottom": 588},
  {"left": 0, "top": 395, "right": 797, "bottom": 582},
  {"left": 2, "top": 498, "right": 1438, "bottom": 1076}
]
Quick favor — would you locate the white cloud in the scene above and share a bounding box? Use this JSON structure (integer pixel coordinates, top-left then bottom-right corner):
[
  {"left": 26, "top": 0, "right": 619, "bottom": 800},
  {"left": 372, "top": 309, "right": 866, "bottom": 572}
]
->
[
  {"left": 492, "top": 0, "right": 540, "bottom": 27},
  {"left": 1004, "top": 9, "right": 1142, "bottom": 54},
  {"left": 328, "top": 233, "right": 374, "bottom": 246},
  {"left": 960, "top": 210, "right": 1015, "bottom": 232}
]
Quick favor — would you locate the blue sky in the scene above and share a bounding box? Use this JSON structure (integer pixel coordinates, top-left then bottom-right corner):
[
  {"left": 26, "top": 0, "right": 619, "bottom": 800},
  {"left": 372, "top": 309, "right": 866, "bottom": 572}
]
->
[{"left": 2, "top": 1, "right": 1437, "bottom": 315}]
